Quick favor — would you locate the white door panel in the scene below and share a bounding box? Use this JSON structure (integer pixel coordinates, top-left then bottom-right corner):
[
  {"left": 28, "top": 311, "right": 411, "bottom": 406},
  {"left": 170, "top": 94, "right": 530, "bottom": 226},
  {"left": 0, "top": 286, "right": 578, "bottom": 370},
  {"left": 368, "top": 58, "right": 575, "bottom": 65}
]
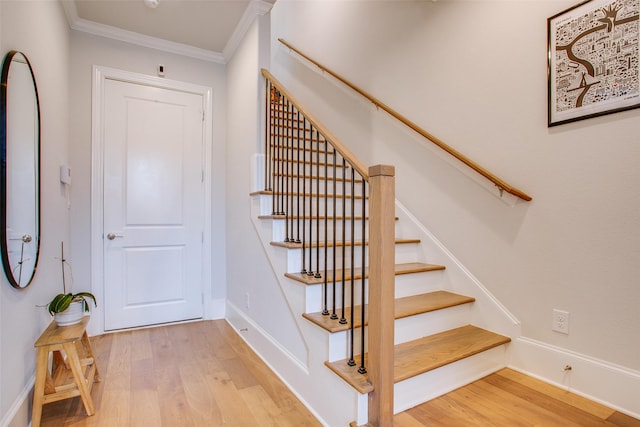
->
[{"left": 103, "top": 79, "right": 204, "bottom": 330}]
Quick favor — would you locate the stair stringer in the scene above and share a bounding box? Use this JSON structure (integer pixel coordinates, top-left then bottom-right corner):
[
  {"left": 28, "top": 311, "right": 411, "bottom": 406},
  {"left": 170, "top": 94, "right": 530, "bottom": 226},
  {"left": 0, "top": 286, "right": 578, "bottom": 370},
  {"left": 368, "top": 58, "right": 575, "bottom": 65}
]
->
[{"left": 246, "top": 192, "right": 364, "bottom": 427}]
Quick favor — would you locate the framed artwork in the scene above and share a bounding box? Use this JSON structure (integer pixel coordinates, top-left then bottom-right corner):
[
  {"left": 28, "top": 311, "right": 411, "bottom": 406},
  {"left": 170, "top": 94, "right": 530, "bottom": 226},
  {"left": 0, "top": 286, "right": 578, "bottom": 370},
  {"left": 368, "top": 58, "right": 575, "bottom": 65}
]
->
[{"left": 548, "top": 0, "right": 640, "bottom": 126}]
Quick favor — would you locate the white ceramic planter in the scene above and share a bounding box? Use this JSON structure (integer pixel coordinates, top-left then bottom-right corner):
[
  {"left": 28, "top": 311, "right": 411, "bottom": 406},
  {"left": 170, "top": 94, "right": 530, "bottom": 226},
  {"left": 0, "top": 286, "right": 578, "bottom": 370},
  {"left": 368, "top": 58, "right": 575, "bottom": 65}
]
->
[{"left": 53, "top": 300, "right": 86, "bottom": 326}]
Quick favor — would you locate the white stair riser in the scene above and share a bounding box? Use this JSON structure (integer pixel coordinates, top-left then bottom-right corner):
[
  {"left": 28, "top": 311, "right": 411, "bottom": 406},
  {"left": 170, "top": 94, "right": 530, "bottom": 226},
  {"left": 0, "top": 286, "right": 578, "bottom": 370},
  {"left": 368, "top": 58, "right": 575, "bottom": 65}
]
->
[
  {"left": 270, "top": 176, "right": 362, "bottom": 197},
  {"left": 272, "top": 222, "right": 369, "bottom": 243},
  {"left": 395, "top": 270, "right": 445, "bottom": 297},
  {"left": 301, "top": 281, "right": 365, "bottom": 314},
  {"left": 392, "top": 345, "right": 508, "bottom": 414},
  {"left": 272, "top": 242, "right": 422, "bottom": 276},
  {"left": 270, "top": 197, "right": 367, "bottom": 218},
  {"left": 320, "top": 304, "right": 474, "bottom": 361},
  {"left": 301, "top": 270, "right": 447, "bottom": 315},
  {"left": 394, "top": 304, "right": 473, "bottom": 345}
]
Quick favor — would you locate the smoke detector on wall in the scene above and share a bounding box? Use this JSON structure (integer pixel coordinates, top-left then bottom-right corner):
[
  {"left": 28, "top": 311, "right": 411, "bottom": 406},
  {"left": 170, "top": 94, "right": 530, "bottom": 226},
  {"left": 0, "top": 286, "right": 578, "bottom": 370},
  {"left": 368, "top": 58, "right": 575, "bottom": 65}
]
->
[{"left": 144, "top": 0, "right": 159, "bottom": 9}]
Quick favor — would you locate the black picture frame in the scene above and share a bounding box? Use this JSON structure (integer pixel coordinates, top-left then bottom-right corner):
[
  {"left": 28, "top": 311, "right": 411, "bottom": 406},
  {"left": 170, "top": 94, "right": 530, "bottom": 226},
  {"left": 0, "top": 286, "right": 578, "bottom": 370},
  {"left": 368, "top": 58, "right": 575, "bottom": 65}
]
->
[{"left": 547, "top": 0, "right": 640, "bottom": 126}]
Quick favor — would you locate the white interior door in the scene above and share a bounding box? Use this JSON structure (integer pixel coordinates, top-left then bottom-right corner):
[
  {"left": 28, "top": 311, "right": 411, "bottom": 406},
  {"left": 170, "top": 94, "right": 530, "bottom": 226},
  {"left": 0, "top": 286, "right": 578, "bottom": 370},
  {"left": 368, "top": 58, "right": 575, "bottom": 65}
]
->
[{"left": 103, "top": 78, "right": 204, "bottom": 331}]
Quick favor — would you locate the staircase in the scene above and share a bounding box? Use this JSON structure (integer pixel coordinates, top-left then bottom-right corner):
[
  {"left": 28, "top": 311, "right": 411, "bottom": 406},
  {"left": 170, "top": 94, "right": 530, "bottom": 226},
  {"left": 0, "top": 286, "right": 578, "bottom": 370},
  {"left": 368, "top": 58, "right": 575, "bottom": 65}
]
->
[{"left": 251, "top": 70, "right": 517, "bottom": 426}]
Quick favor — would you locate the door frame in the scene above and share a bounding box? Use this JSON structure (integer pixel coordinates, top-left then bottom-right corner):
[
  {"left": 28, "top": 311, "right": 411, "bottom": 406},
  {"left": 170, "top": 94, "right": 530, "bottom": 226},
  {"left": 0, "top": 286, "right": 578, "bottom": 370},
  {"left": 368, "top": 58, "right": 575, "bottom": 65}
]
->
[{"left": 90, "top": 65, "right": 213, "bottom": 335}]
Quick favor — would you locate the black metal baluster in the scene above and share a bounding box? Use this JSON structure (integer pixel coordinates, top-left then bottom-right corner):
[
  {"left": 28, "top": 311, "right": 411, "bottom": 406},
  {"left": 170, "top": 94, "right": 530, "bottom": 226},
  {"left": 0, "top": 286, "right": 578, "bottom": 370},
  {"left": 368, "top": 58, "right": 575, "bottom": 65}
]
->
[
  {"left": 278, "top": 100, "right": 285, "bottom": 216},
  {"left": 322, "top": 136, "right": 329, "bottom": 315},
  {"left": 348, "top": 166, "right": 356, "bottom": 366},
  {"left": 265, "top": 81, "right": 270, "bottom": 192},
  {"left": 295, "top": 109, "right": 302, "bottom": 244},
  {"left": 306, "top": 125, "right": 314, "bottom": 277},
  {"left": 314, "top": 130, "right": 321, "bottom": 279},
  {"left": 359, "top": 178, "right": 368, "bottom": 374},
  {"left": 278, "top": 98, "right": 289, "bottom": 217},
  {"left": 284, "top": 99, "right": 291, "bottom": 241},
  {"left": 339, "top": 159, "right": 347, "bottom": 325},
  {"left": 330, "top": 153, "right": 338, "bottom": 320},
  {"left": 272, "top": 89, "right": 280, "bottom": 216},
  {"left": 288, "top": 101, "right": 295, "bottom": 242},
  {"left": 301, "top": 117, "right": 307, "bottom": 274}
]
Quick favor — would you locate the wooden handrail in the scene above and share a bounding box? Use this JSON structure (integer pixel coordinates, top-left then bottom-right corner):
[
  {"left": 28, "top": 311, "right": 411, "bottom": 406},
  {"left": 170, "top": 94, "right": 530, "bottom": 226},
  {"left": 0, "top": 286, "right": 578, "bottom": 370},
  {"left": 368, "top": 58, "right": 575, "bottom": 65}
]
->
[
  {"left": 278, "top": 38, "right": 532, "bottom": 202},
  {"left": 261, "top": 68, "right": 369, "bottom": 181}
]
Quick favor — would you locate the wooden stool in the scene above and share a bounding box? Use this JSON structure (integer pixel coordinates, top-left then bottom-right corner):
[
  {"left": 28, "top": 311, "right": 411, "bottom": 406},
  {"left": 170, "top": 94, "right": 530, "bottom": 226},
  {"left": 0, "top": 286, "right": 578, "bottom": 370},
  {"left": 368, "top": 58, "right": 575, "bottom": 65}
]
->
[{"left": 32, "top": 316, "right": 100, "bottom": 427}]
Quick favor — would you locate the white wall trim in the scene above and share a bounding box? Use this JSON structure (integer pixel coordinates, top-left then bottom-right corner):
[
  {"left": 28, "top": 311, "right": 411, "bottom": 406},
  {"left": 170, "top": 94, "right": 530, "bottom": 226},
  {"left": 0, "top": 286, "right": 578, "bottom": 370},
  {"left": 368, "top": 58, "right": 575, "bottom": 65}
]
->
[
  {"left": 510, "top": 337, "right": 640, "bottom": 419},
  {"left": 0, "top": 375, "right": 34, "bottom": 427},
  {"left": 223, "top": 0, "right": 274, "bottom": 61},
  {"left": 90, "top": 66, "right": 213, "bottom": 336},
  {"left": 74, "top": 18, "right": 225, "bottom": 63},
  {"left": 224, "top": 302, "right": 330, "bottom": 426},
  {"left": 226, "top": 301, "right": 309, "bottom": 374},
  {"left": 60, "top": 0, "right": 273, "bottom": 64}
]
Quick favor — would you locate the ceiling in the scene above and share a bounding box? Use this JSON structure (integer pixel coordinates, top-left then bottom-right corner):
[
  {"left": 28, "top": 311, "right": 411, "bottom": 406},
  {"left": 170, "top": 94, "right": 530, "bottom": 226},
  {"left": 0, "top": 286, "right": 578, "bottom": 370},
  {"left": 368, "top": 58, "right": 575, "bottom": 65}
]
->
[{"left": 61, "top": 0, "right": 274, "bottom": 63}]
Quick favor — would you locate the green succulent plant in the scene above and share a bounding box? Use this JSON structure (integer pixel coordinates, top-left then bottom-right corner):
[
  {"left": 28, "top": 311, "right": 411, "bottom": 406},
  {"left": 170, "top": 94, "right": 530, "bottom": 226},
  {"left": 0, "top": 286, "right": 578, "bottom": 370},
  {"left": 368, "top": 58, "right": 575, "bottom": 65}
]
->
[{"left": 47, "top": 292, "right": 97, "bottom": 315}]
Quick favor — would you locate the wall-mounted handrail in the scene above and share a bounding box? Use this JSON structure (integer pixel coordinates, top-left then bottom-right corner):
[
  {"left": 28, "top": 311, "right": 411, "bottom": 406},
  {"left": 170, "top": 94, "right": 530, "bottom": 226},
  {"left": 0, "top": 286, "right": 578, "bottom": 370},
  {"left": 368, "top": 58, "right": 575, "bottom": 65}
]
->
[
  {"left": 278, "top": 38, "right": 533, "bottom": 202},
  {"left": 261, "top": 68, "right": 369, "bottom": 181}
]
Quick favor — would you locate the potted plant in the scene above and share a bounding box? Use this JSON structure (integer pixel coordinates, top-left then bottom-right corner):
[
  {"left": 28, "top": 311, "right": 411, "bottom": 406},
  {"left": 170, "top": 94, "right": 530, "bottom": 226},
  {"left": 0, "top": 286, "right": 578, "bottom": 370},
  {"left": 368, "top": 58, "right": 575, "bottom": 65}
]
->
[
  {"left": 48, "top": 291, "right": 97, "bottom": 326},
  {"left": 45, "top": 242, "right": 97, "bottom": 326}
]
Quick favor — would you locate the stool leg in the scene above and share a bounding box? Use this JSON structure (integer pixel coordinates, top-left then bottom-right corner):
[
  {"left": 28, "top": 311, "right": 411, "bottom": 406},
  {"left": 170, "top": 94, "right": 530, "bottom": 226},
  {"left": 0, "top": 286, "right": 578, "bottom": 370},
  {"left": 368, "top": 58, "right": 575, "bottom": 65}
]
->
[
  {"left": 31, "top": 347, "right": 49, "bottom": 427},
  {"left": 63, "top": 342, "right": 95, "bottom": 416},
  {"left": 81, "top": 331, "right": 101, "bottom": 382}
]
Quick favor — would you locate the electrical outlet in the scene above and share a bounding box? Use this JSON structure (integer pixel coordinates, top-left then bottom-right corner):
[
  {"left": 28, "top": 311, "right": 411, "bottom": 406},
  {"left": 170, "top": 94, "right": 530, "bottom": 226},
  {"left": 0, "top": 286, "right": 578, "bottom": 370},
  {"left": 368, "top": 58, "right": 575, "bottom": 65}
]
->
[
  {"left": 245, "top": 292, "right": 250, "bottom": 309},
  {"left": 552, "top": 309, "right": 570, "bottom": 334}
]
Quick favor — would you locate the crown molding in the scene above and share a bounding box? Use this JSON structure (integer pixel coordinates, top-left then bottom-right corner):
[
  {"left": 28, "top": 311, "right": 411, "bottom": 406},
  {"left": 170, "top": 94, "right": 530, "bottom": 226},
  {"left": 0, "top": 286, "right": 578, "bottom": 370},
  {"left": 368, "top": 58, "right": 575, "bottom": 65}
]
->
[
  {"left": 60, "top": 0, "right": 274, "bottom": 64},
  {"left": 223, "top": 0, "right": 274, "bottom": 61},
  {"left": 72, "top": 18, "right": 226, "bottom": 63}
]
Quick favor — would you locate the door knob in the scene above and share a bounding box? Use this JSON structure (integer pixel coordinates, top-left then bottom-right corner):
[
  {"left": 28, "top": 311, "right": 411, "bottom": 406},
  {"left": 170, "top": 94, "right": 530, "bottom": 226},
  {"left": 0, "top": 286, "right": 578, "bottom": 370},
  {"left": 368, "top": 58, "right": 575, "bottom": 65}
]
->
[{"left": 106, "top": 232, "right": 123, "bottom": 240}]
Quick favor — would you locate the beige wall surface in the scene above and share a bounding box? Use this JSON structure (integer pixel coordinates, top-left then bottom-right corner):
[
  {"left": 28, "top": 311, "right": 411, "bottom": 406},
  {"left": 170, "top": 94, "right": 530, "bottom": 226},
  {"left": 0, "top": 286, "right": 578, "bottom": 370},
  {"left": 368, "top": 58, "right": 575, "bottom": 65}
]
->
[
  {"left": 269, "top": 0, "right": 640, "bottom": 373},
  {"left": 0, "top": 1, "right": 71, "bottom": 424}
]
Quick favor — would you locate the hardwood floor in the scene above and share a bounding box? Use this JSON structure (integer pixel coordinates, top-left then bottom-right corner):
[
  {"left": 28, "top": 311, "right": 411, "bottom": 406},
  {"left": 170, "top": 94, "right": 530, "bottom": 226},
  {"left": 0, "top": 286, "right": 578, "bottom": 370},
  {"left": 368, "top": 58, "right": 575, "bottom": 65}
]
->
[
  {"left": 40, "top": 320, "right": 639, "bottom": 427},
  {"left": 40, "top": 320, "right": 321, "bottom": 426},
  {"left": 395, "top": 369, "right": 640, "bottom": 427}
]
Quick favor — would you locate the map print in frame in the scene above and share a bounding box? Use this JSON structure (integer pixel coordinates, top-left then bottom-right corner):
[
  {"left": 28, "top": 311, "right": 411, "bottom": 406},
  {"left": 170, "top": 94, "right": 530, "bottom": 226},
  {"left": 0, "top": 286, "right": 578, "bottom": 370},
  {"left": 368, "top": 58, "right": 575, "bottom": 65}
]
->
[{"left": 548, "top": 0, "right": 640, "bottom": 126}]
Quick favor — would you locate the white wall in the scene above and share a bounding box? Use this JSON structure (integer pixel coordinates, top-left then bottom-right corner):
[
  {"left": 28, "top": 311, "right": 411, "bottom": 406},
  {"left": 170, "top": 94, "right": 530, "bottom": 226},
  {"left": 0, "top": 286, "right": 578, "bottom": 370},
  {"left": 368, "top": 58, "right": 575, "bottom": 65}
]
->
[
  {"left": 0, "top": 2, "right": 71, "bottom": 425},
  {"left": 225, "top": 14, "right": 308, "bottom": 365},
  {"left": 68, "top": 32, "right": 228, "bottom": 333},
  {"left": 268, "top": 0, "right": 639, "bottom": 410}
]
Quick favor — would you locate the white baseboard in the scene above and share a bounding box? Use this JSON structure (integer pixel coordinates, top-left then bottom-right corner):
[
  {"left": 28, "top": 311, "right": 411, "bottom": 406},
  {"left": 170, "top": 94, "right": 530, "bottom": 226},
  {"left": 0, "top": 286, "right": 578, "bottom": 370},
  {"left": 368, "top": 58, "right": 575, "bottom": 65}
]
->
[
  {"left": 510, "top": 337, "right": 640, "bottom": 419},
  {"left": 1, "top": 375, "right": 34, "bottom": 427},
  {"left": 224, "top": 301, "right": 332, "bottom": 426}
]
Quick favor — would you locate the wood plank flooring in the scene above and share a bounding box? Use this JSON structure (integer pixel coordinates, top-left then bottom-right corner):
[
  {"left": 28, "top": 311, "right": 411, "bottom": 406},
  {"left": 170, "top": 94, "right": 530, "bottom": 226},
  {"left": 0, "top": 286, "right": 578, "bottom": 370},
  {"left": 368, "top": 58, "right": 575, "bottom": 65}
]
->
[
  {"left": 40, "top": 320, "right": 321, "bottom": 427},
  {"left": 39, "top": 320, "right": 640, "bottom": 427},
  {"left": 396, "top": 368, "right": 640, "bottom": 427}
]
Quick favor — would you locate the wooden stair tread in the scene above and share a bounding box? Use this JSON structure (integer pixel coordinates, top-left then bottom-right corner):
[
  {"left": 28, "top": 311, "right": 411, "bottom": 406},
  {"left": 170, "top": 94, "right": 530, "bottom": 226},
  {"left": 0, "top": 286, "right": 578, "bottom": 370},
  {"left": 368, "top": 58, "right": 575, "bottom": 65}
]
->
[
  {"left": 303, "top": 290, "right": 475, "bottom": 333},
  {"left": 285, "top": 262, "right": 445, "bottom": 285},
  {"left": 325, "top": 325, "right": 511, "bottom": 394},
  {"left": 271, "top": 238, "right": 419, "bottom": 249}
]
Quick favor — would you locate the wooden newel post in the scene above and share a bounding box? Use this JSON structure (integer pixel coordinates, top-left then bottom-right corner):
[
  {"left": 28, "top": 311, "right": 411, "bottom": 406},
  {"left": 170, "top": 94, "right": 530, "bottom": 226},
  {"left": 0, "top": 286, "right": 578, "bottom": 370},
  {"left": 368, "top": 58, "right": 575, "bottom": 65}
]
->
[{"left": 367, "top": 164, "right": 395, "bottom": 427}]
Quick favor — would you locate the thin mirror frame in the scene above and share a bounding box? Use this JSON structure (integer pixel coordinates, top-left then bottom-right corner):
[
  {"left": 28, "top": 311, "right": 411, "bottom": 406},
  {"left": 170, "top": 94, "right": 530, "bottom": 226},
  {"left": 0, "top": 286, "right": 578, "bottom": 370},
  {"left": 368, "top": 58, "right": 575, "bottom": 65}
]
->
[{"left": 0, "top": 50, "right": 41, "bottom": 289}]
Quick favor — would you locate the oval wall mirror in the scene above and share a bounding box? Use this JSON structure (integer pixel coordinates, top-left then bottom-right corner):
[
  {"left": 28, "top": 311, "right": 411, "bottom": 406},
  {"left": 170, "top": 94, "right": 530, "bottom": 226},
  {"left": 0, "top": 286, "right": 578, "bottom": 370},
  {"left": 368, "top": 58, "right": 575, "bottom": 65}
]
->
[{"left": 0, "top": 50, "right": 41, "bottom": 289}]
